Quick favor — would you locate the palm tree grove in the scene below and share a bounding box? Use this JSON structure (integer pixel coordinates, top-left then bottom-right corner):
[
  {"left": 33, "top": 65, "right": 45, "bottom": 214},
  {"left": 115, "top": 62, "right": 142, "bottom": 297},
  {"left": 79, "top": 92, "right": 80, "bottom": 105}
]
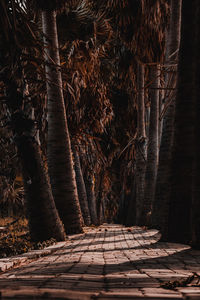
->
[{"left": 0, "top": 0, "right": 200, "bottom": 299}]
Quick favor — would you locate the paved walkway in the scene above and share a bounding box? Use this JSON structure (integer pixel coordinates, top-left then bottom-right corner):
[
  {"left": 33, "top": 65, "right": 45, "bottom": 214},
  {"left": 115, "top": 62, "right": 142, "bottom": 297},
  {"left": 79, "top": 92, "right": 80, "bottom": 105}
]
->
[{"left": 0, "top": 224, "right": 200, "bottom": 299}]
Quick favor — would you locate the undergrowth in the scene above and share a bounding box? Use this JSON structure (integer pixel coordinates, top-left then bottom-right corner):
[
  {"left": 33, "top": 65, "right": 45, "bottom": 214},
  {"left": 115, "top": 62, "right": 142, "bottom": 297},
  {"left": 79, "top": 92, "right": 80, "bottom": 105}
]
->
[{"left": 0, "top": 217, "right": 56, "bottom": 258}]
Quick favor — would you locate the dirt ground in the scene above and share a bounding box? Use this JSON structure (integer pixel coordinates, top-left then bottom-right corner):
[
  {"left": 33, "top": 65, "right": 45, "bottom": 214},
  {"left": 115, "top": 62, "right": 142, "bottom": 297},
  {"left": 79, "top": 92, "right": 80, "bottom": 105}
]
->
[{"left": 0, "top": 217, "right": 56, "bottom": 258}]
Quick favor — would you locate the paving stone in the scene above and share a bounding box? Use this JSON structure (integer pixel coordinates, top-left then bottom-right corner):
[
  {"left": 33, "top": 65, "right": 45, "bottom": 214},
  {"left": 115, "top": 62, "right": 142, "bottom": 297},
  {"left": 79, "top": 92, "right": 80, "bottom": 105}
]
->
[
  {"left": 142, "top": 287, "right": 181, "bottom": 295},
  {"left": 177, "top": 288, "right": 200, "bottom": 294},
  {"left": 0, "top": 288, "right": 96, "bottom": 299},
  {"left": 0, "top": 225, "right": 199, "bottom": 299},
  {"left": 184, "top": 295, "right": 200, "bottom": 300}
]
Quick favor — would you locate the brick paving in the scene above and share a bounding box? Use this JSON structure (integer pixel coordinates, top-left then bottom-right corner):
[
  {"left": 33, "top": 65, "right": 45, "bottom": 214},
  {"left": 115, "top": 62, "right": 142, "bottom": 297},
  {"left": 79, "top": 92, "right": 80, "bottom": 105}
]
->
[{"left": 0, "top": 224, "right": 200, "bottom": 299}]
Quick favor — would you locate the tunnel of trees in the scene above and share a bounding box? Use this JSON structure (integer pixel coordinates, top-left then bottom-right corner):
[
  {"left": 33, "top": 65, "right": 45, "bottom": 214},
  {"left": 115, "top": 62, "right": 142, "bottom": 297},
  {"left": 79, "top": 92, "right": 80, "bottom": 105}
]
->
[{"left": 0, "top": 0, "right": 200, "bottom": 248}]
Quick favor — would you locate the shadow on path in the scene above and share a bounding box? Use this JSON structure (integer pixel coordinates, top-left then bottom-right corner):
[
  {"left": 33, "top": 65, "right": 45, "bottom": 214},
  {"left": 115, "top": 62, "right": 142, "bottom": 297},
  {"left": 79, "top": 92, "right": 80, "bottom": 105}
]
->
[{"left": 0, "top": 225, "right": 199, "bottom": 299}]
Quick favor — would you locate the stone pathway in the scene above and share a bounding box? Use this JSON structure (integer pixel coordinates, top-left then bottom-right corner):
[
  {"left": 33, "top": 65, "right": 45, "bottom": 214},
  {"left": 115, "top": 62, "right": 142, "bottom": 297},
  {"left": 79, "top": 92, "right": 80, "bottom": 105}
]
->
[{"left": 0, "top": 224, "right": 200, "bottom": 299}]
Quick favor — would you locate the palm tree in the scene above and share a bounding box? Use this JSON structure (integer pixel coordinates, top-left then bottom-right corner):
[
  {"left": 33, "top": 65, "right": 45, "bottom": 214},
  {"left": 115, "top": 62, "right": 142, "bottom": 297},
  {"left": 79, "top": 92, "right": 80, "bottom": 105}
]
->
[
  {"left": 139, "top": 65, "right": 160, "bottom": 225},
  {"left": 0, "top": 0, "right": 65, "bottom": 242},
  {"left": 41, "top": 7, "right": 83, "bottom": 234},
  {"left": 72, "top": 143, "right": 91, "bottom": 226},
  {"left": 3, "top": 78, "right": 66, "bottom": 242},
  {"left": 16, "top": 125, "right": 66, "bottom": 242},
  {"left": 135, "top": 63, "right": 147, "bottom": 225},
  {"left": 166, "top": 1, "right": 196, "bottom": 243},
  {"left": 188, "top": 0, "right": 200, "bottom": 248},
  {"left": 151, "top": 0, "right": 182, "bottom": 234},
  {"left": 2, "top": 0, "right": 176, "bottom": 231},
  {"left": 84, "top": 171, "right": 98, "bottom": 225},
  {"left": 99, "top": 0, "right": 169, "bottom": 226}
]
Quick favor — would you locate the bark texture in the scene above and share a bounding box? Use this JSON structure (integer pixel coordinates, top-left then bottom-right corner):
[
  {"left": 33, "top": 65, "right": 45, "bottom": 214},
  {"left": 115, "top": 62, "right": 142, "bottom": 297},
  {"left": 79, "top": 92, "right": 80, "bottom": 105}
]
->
[
  {"left": 17, "top": 136, "right": 66, "bottom": 242},
  {"left": 191, "top": 1, "right": 200, "bottom": 248},
  {"left": 151, "top": 103, "right": 175, "bottom": 233},
  {"left": 151, "top": 0, "right": 182, "bottom": 234},
  {"left": 166, "top": 1, "right": 196, "bottom": 243},
  {"left": 140, "top": 65, "right": 160, "bottom": 226},
  {"left": 96, "top": 171, "right": 105, "bottom": 225},
  {"left": 72, "top": 145, "right": 91, "bottom": 226},
  {"left": 135, "top": 63, "right": 147, "bottom": 225},
  {"left": 42, "top": 11, "right": 83, "bottom": 233},
  {"left": 125, "top": 184, "right": 136, "bottom": 226},
  {"left": 5, "top": 80, "right": 65, "bottom": 242},
  {"left": 84, "top": 173, "right": 98, "bottom": 225}
]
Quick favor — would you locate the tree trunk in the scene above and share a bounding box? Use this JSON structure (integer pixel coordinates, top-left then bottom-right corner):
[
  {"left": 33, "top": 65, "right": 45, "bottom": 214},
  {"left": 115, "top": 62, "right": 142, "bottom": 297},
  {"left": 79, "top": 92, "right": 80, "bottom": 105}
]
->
[
  {"left": 151, "top": 103, "right": 175, "bottom": 233},
  {"left": 42, "top": 11, "right": 83, "bottom": 234},
  {"left": 191, "top": 2, "right": 200, "bottom": 248},
  {"left": 135, "top": 63, "right": 147, "bottom": 225},
  {"left": 125, "top": 183, "right": 136, "bottom": 226},
  {"left": 192, "top": 91, "right": 200, "bottom": 247},
  {"left": 5, "top": 80, "right": 65, "bottom": 242},
  {"left": 96, "top": 171, "right": 104, "bottom": 225},
  {"left": 101, "top": 197, "right": 106, "bottom": 223},
  {"left": 159, "top": 89, "right": 164, "bottom": 145},
  {"left": 84, "top": 173, "right": 98, "bottom": 225},
  {"left": 151, "top": 0, "right": 182, "bottom": 233},
  {"left": 140, "top": 65, "right": 160, "bottom": 226},
  {"left": 72, "top": 145, "right": 91, "bottom": 226},
  {"left": 17, "top": 135, "right": 66, "bottom": 242},
  {"left": 118, "top": 188, "right": 125, "bottom": 224},
  {"left": 145, "top": 106, "right": 150, "bottom": 138},
  {"left": 166, "top": 1, "right": 196, "bottom": 243},
  {"left": 165, "top": 0, "right": 182, "bottom": 63}
]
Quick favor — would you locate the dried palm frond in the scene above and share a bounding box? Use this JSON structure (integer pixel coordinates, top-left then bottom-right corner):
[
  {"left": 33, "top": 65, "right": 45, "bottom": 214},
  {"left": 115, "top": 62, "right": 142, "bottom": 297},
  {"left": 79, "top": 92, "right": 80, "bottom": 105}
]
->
[
  {"left": 93, "top": 0, "right": 169, "bottom": 63},
  {"left": 0, "top": 0, "right": 171, "bottom": 222}
]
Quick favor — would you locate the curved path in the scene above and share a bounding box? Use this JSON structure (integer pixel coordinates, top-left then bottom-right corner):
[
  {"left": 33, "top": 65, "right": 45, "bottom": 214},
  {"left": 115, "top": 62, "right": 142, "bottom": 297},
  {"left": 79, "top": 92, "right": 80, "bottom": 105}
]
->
[{"left": 0, "top": 224, "right": 200, "bottom": 299}]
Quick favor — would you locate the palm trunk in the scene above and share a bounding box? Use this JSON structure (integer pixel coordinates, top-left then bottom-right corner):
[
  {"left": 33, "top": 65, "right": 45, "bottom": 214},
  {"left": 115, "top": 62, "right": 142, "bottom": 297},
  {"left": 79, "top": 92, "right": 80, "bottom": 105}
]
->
[
  {"left": 151, "top": 103, "right": 175, "bottom": 233},
  {"left": 159, "top": 89, "right": 164, "bottom": 145},
  {"left": 191, "top": 2, "right": 200, "bottom": 248},
  {"left": 96, "top": 171, "right": 104, "bottom": 225},
  {"left": 192, "top": 93, "right": 200, "bottom": 247},
  {"left": 17, "top": 135, "right": 66, "bottom": 242},
  {"left": 145, "top": 106, "right": 150, "bottom": 137},
  {"left": 118, "top": 188, "right": 125, "bottom": 224},
  {"left": 165, "top": 0, "right": 182, "bottom": 63},
  {"left": 166, "top": 1, "right": 196, "bottom": 243},
  {"left": 5, "top": 81, "right": 65, "bottom": 242},
  {"left": 151, "top": 0, "right": 182, "bottom": 233},
  {"left": 42, "top": 11, "right": 83, "bottom": 234},
  {"left": 140, "top": 65, "right": 160, "bottom": 226},
  {"left": 72, "top": 145, "right": 91, "bottom": 226},
  {"left": 101, "top": 197, "right": 106, "bottom": 223},
  {"left": 84, "top": 173, "right": 98, "bottom": 225},
  {"left": 135, "top": 63, "right": 147, "bottom": 225},
  {"left": 125, "top": 183, "right": 136, "bottom": 226}
]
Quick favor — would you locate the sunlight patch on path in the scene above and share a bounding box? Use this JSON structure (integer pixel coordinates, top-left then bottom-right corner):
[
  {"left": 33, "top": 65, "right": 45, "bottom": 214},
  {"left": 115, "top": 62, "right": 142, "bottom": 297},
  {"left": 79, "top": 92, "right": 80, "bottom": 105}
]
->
[{"left": 0, "top": 224, "right": 199, "bottom": 299}]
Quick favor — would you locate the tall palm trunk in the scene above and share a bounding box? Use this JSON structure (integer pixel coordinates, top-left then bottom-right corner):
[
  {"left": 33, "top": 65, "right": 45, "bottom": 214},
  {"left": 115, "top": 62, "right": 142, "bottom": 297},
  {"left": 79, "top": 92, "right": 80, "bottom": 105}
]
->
[
  {"left": 84, "top": 173, "right": 98, "bottom": 225},
  {"left": 151, "top": 0, "right": 182, "bottom": 233},
  {"left": 72, "top": 145, "right": 91, "bottom": 226},
  {"left": 166, "top": 1, "right": 196, "bottom": 243},
  {"left": 140, "top": 65, "right": 160, "bottom": 225},
  {"left": 151, "top": 102, "right": 175, "bottom": 233},
  {"left": 135, "top": 63, "right": 147, "bottom": 225},
  {"left": 42, "top": 11, "right": 83, "bottom": 234},
  {"left": 125, "top": 183, "right": 136, "bottom": 226},
  {"left": 17, "top": 136, "right": 66, "bottom": 242},
  {"left": 100, "top": 197, "right": 106, "bottom": 223},
  {"left": 159, "top": 89, "right": 164, "bottom": 145},
  {"left": 96, "top": 170, "right": 105, "bottom": 225},
  {"left": 118, "top": 189, "right": 125, "bottom": 224},
  {"left": 5, "top": 80, "right": 65, "bottom": 242},
  {"left": 192, "top": 88, "right": 200, "bottom": 247},
  {"left": 191, "top": 2, "right": 200, "bottom": 248}
]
